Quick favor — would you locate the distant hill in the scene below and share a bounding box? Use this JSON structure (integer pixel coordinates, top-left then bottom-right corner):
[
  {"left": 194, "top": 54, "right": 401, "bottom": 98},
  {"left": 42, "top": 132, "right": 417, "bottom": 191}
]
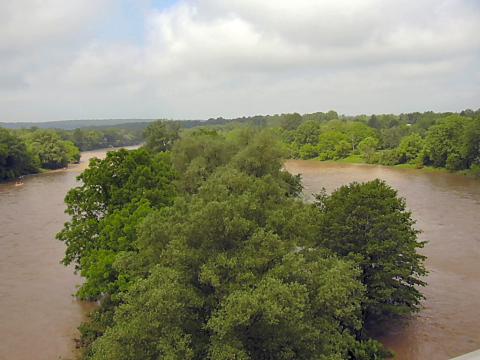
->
[{"left": 0, "top": 119, "right": 158, "bottom": 130}]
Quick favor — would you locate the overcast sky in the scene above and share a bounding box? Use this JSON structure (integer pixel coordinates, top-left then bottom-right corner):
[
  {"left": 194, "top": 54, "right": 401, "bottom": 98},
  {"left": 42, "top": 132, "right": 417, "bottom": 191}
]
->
[{"left": 1, "top": 0, "right": 479, "bottom": 122}]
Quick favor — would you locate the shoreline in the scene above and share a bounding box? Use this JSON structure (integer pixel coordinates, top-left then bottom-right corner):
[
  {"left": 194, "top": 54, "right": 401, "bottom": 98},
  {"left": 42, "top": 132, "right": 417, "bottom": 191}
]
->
[
  {"left": 292, "top": 156, "right": 478, "bottom": 179},
  {"left": 1, "top": 144, "right": 142, "bottom": 184}
]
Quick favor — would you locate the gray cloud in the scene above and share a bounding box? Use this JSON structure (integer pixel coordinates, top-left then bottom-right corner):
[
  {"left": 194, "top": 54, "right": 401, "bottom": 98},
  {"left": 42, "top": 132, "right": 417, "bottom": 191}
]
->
[{"left": 0, "top": 0, "right": 479, "bottom": 122}]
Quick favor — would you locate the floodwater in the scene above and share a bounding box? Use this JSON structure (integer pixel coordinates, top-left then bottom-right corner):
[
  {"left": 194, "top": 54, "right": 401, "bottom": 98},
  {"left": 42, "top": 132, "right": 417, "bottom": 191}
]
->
[
  {"left": 285, "top": 160, "right": 480, "bottom": 360},
  {"left": 1, "top": 153, "right": 478, "bottom": 360},
  {"left": 0, "top": 148, "right": 130, "bottom": 360}
]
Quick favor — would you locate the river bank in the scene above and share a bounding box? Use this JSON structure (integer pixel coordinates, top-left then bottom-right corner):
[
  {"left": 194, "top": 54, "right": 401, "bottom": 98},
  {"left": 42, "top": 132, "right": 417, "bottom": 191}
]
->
[
  {"left": 299, "top": 155, "right": 480, "bottom": 178},
  {"left": 0, "top": 143, "right": 143, "bottom": 185}
]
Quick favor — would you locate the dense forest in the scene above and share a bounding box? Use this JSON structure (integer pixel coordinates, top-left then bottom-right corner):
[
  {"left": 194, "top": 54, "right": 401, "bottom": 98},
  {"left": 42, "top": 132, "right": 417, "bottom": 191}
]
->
[{"left": 58, "top": 123, "right": 427, "bottom": 359}]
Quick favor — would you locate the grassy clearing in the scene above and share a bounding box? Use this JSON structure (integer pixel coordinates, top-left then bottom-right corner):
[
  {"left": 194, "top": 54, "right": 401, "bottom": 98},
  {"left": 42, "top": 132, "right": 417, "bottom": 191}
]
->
[
  {"left": 308, "top": 156, "right": 478, "bottom": 178},
  {"left": 313, "top": 154, "right": 365, "bottom": 164}
]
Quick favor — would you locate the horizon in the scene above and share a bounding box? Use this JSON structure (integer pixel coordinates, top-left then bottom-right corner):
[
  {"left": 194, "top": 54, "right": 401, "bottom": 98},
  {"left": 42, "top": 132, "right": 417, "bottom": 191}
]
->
[
  {"left": 2, "top": 107, "right": 479, "bottom": 126},
  {"left": 1, "top": 0, "right": 479, "bottom": 122}
]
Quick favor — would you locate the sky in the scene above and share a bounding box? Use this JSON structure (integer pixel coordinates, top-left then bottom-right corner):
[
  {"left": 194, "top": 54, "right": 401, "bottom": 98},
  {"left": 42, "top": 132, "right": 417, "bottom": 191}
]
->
[{"left": 1, "top": 0, "right": 479, "bottom": 122}]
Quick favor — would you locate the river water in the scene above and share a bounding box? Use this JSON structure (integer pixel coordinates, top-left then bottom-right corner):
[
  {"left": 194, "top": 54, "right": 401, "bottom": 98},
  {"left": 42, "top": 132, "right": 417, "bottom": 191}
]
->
[
  {"left": 0, "top": 149, "right": 116, "bottom": 360},
  {"left": 285, "top": 160, "right": 480, "bottom": 360},
  {"left": 1, "top": 154, "right": 479, "bottom": 359}
]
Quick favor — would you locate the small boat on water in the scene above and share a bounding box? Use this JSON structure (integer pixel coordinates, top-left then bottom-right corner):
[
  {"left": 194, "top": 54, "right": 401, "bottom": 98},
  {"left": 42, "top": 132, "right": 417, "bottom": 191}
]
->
[{"left": 15, "top": 176, "right": 24, "bottom": 186}]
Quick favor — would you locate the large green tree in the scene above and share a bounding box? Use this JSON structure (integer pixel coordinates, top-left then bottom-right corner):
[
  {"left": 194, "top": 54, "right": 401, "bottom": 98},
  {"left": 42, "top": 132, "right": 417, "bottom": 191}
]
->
[
  {"left": 85, "top": 163, "right": 385, "bottom": 359},
  {"left": 397, "top": 133, "right": 424, "bottom": 164},
  {"left": 57, "top": 148, "right": 176, "bottom": 299},
  {"left": 0, "top": 128, "right": 35, "bottom": 180},
  {"left": 423, "top": 115, "right": 467, "bottom": 169},
  {"left": 21, "top": 129, "right": 80, "bottom": 169},
  {"left": 144, "top": 120, "right": 180, "bottom": 152},
  {"left": 314, "top": 180, "right": 427, "bottom": 321}
]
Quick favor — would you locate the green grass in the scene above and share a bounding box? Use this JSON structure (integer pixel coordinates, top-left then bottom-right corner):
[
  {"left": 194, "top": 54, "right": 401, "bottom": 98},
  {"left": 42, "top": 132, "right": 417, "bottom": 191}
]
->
[
  {"left": 335, "top": 155, "right": 365, "bottom": 164},
  {"left": 394, "top": 164, "right": 450, "bottom": 173},
  {"left": 314, "top": 154, "right": 365, "bottom": 164},
  {"left": 311, "top": 156, "right": 463, "bottom": 175},
  {"left": 393, "top": 163, "right": 417, "bottom": 169}
]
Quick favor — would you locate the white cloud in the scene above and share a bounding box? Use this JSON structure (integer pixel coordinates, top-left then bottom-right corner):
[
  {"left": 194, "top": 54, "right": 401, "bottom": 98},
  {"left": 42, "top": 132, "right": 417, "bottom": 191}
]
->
[{"left": 0, "top": 0, "right": 479, "bottom": 121}]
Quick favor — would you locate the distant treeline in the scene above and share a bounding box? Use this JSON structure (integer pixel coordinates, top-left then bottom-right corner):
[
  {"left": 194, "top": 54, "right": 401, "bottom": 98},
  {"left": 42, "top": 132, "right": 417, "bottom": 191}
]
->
[
  {"left": 202, "top": 109, "right": 480, "bottom": 175},
  {"left": 0, "top": 119, "right": 156, "bottom": 130},
  {"left": 0, "top": 128, "right": 80, "bottom": 180},
  {"left": 0, "top": 126, "right": 144, "bottom": 181},
  {"left": 62, "top": 127, "right": 143, "bottom": 151},
  {"left": 3, "top": 108, "right": 479, "bottom": 181}
]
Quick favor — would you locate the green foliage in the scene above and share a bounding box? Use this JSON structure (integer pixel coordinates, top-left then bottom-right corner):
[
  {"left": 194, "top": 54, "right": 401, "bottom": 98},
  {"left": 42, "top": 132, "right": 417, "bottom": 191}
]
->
[
  {"left": 69, "top": 127, "right": 143, "bottom": 151},
  {"left": 207, "top": 250, "right": 368, "bottom": 360},
  {"left": 57, "top": 148, "right": 176, "bottom": 299},
  {"left": 379, "top": 126, "right": 410, "bottom": 149},
  {"left": 345, "top": 122, "right": 377, "bottom": 152},
  {"left": 144, "top": 120, "right": 180, "bottom": 152},
  {"left": 83, "top": 164, "right": 383, "bottom": 358},
  {"left": 22, "top": 129, "right": 79, "bottom": 169},
  {"left": 418, "top": 115, "right": 480, "bottom": 170},
  {"left": 358, "top": 137, "right": 379, "bottom": 162},
  {"left": 53, "top": 120, "right": 436, "bottom": 359},
  {"left": 294, "top": 120, "right": 322, "bottom": 146},
  {"left": 89, "top": 267, "right": 202, "bottom": 360},
  {"left": 64, "top": 140, "right": 81, "bottom": 163},
  {"left": 0, "top": 128, "right": 36, "bottom": 180},
  {"left": 461, "top": 118, "right": 480, "bottom": 170},
  {"left": 314, "top": 180, "right": 427, "bottom": 320},
  {"left": 58, "top": 130, "right": 417, "bottom": 359},
  {"left": 280, "top": 113, "right": 303, "bottom": 131},
  {"left": 423, "top": 115, "right": 466, "bottom": 169},
  {"left": 273, "top": 109, "right": 479, "bottom": 173},
  {"left": 372, "top": 149, "right": 401, "bottom": 166},
  {"left": 317, "top": 130, "right": 350, "bottom": 160},
  {"left": 397, "top": 133, "right": 424, "bottom": 164},
  {"left": 0, "top": 127, "right": 81, "bottom": 180},
  {"left": 171, "top": 129, "right": 237, "bottom": 193},
  {"left": 232, "top": 131, "right": 286, "bottom": 177}
]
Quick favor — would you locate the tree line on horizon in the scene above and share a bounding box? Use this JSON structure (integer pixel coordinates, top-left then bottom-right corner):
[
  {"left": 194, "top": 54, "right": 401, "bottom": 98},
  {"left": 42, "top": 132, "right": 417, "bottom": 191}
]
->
[
  {"left": 2, "top": 108, "right": 479, "bottom": 181},
  {"left": 275, "top": 110, "right": 480, "bottom": 174},
  {"left": 200, "top": 108, "right": 480, "bottom": 175},
  {"left": 58, "top": 123, "right": 427, "bottom": 359}
]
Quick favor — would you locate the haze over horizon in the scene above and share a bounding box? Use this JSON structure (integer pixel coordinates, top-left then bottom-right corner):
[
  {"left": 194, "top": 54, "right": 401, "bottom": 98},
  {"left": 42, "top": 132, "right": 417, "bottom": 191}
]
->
[{"left": 1, "top": 0, "right": 479, "bottom": 123}]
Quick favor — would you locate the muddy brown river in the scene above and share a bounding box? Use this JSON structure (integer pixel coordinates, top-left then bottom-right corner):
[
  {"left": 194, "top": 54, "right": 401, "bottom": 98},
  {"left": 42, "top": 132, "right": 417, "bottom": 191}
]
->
[
  {"left": 0, "top": 148, "right": 121, "bottom": 360},
  {"left": 285, "top": 160, "right": 480, "bottom": 360},
  {"left": 0, "top": 154, "right": 479, "bottom": 359}
]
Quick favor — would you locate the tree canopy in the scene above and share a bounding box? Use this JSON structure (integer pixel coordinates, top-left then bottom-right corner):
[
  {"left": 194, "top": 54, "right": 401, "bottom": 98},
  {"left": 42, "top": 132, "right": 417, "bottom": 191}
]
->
[
  {"left": 0, "top": 127, "right": 81, "bottom": 180},
  {"left": 0, "top": 128, "right": 35, "bottom": 180},
  {"left": 57, "top": 127, "right": 427, "bottom": 359}
]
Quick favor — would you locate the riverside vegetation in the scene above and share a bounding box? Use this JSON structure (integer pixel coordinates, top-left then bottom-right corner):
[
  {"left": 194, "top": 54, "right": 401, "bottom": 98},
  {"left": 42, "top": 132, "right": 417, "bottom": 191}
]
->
[
  {"left": 58, "top": 122, "right": 427, "bottom": 359},
  {"left": 3, "top": 109, "right": 479, "bottom": 181},
  {"left": 208, "top": 109, "right": 480, "bottom": 176},
  {"left": 0, "top": 126, "right": 143, "bottom": 181}
]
